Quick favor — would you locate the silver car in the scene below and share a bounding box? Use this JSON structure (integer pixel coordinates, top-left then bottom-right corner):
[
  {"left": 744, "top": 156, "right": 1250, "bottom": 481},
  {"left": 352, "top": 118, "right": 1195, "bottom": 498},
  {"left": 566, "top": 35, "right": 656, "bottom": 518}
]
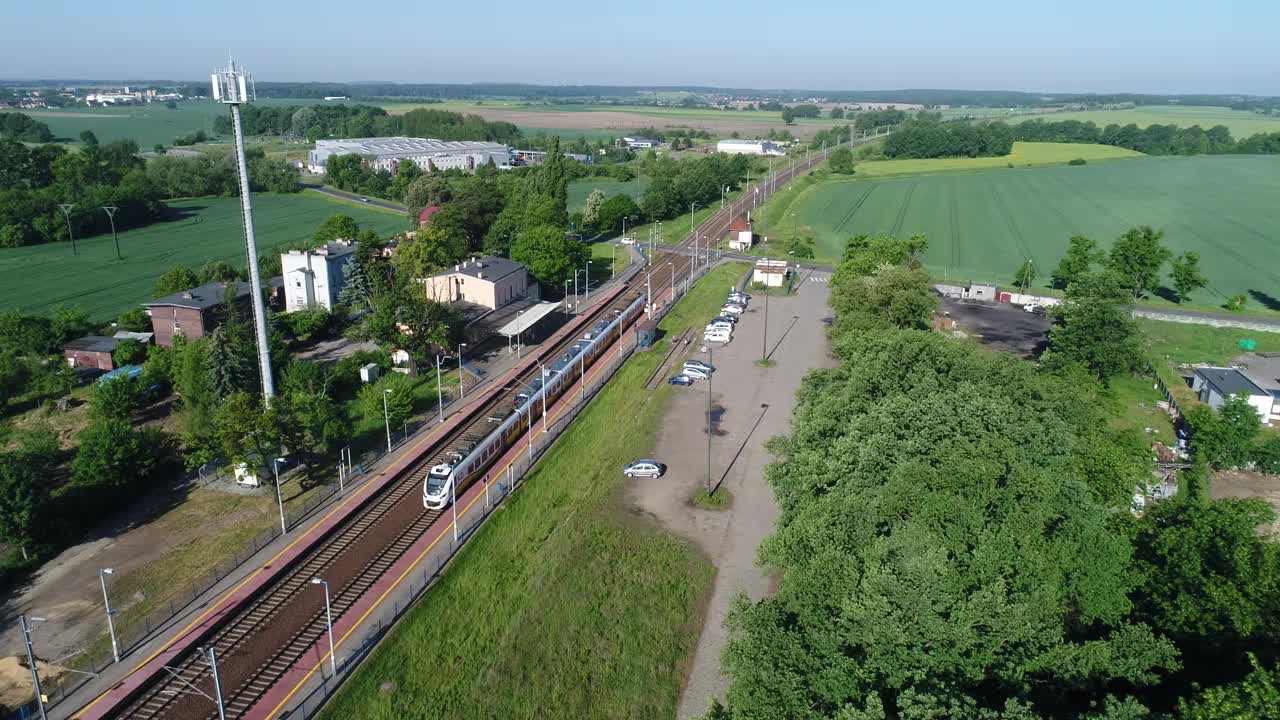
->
[{"left": 624, "top": 460, "right": 664, "bottom": 478}]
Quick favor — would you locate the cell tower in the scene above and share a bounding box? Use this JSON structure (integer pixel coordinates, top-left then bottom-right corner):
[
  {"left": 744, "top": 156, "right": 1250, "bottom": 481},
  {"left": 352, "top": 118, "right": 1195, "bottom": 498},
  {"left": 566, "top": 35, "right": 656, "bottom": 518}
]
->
[{"left": 212, "top": 58, "right": 276, "bottom": 400}]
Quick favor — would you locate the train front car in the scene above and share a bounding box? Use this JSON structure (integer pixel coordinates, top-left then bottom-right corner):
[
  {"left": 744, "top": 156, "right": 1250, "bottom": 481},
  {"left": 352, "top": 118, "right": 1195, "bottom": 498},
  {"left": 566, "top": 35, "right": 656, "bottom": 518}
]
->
[{"left": 423, "top": 463, "right": 453, "bottom": 509}]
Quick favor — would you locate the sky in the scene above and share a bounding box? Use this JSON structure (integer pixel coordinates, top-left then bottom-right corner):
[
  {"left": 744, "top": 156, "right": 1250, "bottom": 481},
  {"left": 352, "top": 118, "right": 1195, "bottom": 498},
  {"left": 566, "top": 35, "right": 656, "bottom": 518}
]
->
[{"left": 5, "top": 0, "right": 1278, "bottom": 95}]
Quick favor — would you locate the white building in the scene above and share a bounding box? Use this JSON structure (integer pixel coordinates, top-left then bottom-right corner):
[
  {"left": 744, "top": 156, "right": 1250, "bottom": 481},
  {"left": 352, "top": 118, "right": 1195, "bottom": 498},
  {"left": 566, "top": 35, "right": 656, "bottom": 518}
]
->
[
  {"left": 622, "top": 136, "right": 660, "bottom": 149},
  {"left": 1191, "top": 366, "right": 1278, "bottom": 425},
  {"left": 716, "top": 139, "right": 784, "bottom": 156},
  {"left": 281, "top": 240, "right": 356, "bottom": 313},
  {"left": 753, "top": 259, "right": 789, "bottom": 288},
  {"left": 307, "top": 137, "right": 511, "bottom": 174}
]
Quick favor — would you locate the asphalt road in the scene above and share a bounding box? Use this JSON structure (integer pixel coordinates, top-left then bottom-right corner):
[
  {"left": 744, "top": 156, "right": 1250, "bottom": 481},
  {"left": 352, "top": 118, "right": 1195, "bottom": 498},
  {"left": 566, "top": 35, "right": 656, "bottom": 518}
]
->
[{"left": 301, "top": 182, "right": 407, "bottom": 213}]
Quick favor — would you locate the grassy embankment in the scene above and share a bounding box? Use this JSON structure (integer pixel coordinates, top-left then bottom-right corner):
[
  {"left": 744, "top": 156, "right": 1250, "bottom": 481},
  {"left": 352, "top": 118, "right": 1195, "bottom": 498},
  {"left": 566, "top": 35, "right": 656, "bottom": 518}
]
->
[
  {"left": 318, "top": 265, "right": 747, "bottom": 720},
  {"left": 852, "top": 141, "right": 1142, "bottom": 177},
  {"left": 0, "top": 190, "right": 405, "bottom": 320}
]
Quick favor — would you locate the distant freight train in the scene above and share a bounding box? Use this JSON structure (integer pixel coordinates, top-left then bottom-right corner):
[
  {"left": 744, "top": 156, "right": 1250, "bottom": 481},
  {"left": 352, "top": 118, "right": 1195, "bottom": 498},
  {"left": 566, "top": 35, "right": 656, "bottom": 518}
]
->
[{"left": 423, "top": 296, "right": 646, "bottom": 509}]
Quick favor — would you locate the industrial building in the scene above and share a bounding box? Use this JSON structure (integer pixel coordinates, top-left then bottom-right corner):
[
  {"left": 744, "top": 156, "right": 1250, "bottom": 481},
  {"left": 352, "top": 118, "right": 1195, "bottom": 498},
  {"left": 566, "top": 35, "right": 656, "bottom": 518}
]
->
[
  {"left": 307, "top": 137, "right": 511, "bottom": 174},
  {"left": 281, "top": 240, "right": 356, "bottom": 313},
  {"left": 716, "top": 139, "right": 784, "bottom": 156}
]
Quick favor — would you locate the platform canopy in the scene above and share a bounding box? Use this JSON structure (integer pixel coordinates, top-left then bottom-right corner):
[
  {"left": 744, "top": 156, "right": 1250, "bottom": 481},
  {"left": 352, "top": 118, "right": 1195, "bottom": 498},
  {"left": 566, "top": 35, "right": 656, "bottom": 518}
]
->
[{"left": 495, "top": 301, "right": 560, "bottom": 337}]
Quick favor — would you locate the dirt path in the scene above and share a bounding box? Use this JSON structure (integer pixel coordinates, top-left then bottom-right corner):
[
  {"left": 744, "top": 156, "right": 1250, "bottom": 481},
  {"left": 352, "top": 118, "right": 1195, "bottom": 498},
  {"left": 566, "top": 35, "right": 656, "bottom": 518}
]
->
[{"left": 627, "top": 270, "right": 835, "bottom": 718}]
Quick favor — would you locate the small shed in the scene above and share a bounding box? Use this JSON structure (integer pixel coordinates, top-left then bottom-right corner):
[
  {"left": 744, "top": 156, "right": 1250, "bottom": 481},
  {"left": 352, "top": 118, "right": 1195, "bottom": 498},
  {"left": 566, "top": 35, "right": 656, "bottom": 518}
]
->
[
  {"left": 65, "top": 336, "right": 121, "bottom": 371},
  {"left": 636, "top": 320, "right": 658, "bottom": 348},
  {"left": 359, "top": 363, "right": 380, "bottom": 384}
]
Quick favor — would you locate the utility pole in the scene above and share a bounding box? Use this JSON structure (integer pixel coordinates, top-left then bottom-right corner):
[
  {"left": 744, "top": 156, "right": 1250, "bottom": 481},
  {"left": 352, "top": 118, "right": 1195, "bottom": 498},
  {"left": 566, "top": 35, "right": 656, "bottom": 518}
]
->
[
  {"left": 207, "top": 646, "right": 227, "bottom": 720},
  {"left": 99, "top": 568, "right": 119, "bottom": 663},
  {"left": 706, "top": 346, "right": 713, "bottom": 495},
  {"left": 435, "top": 355, "right": 444, "bottom": 422},
  {"left": 213, "top": 58, "right": 275, "bottom": 401},
  {"left": 100, "top": 206, "right": 121, "bottom": 260},
  {"left": 57, "top": 204, "right": 76, "bottom": 256},
  {"left": 762, "top": 282, "right": 770, "bottom": 363},
  {"left": 19, "top": 615, "right": 45, "bottom": 720}
]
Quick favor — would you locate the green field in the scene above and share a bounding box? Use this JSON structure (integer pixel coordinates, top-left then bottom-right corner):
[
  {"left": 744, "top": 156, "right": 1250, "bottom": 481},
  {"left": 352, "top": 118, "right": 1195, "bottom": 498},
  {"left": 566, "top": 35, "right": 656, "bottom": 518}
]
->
[
  {"left": 1012, "top": 105, "right": 1280, "bottom": 139},
  {"left": 567, "top": 177, "right": 650, "bottom": 212},
  {"left": 854, "top": 141, "right": 1143, "bottom": 177},
  {"left": 18, "top": 98, "right": 309, "bottom": 148},
  {"left": 0, "top": 191, "right": 404, "bottom": 320},
  {"left": 767, "top": 154, "right": 1280, "bottom": 304},
  {"left": 318, "top": 266, "right": 742, "bottom": 720}
]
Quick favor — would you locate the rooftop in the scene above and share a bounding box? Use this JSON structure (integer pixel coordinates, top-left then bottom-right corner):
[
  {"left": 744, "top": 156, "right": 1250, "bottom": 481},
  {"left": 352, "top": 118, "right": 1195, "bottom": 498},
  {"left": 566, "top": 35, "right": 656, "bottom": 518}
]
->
[
  {"left": 65, "top": 335, "right": 120, "bottom": 353},
  {"left": 284, "top": 240, "right": 356, "bottom": 258},
  {"left": 433, "top": 256, "right": 525, "bottom": 284},
  {"left": 313, "top": 137, "right": 510, "bottom": 159},
  {"left": 1195, "top": 366, "right": 1270, "bottom": 397},
  {"left": 146, "top": 281, "right": 252, "bottom": 311}
]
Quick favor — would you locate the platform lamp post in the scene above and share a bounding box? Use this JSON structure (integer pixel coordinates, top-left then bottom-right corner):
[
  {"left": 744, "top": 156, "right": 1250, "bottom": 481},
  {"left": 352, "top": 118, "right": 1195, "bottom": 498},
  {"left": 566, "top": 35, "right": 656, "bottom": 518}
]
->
[
  {"left": 19, "top": 614, "right": 46, "bottom": 720},
  {"left": 100, "top": 206, "right": 122, "bottom": 260},
  {"left": 273, "top": 457, "right": 288, "bottom": 535},
  {"left": 721, "top": 185, "right": 728, "bottom": 209},
  {"left": 762, "top": 278, "right": 771, "bottom": 363},
  {"left": 213, "top": 58, "right": 276, "bottom": 402},
  {"left": 99, "top": 568, "right": 119, "bottom": 663},
  {"left": 57, "top": 204, "right": 77, "bottom": 256},
  {"left": 311, "top": 578, "right": 337, "bottom": 676},
  {"left": 539, "top": 362, "right": 549, "bottom": 433},
  {"left": 382, "top": 388, "right": 393, "bottom": 452},
  {"left": 457, "top": 342, "right": 468, "bottom": 400},
  {"left": 563, "top": 279, "right": 571, "bottom": 313},
  {"left": 706, "top": 346, "right": 713, "bottom": 496},
  {"left": 435, "top": 354, "right": 445, "bottom": 422},
  {"left": 584, "top": 260, "right": 590, "bottom": 301},
  {"left": 207, "top": 645, "right": 227, "bottom": 720},
  {"left": 690, "top": 202, "right": 698, "bottom": 243}
]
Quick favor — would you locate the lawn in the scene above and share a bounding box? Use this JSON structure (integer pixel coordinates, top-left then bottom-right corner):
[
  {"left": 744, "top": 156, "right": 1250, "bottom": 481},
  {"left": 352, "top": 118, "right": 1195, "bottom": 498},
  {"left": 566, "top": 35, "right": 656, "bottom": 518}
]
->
[
  {"left": 17, "top": 98, "right": 311, "bottom": 148},
  {"left": 317, "top": 266, "right": 746, "bottom": 720},
  {"left": 567, "top": 177, "right": 650, "bottom": 213},
  {"left": 0, "top": 190, "right": 406, "bottom": 320},
  {"left": 759, "top": 154, "right": 1280, "bottom": 304},
  {"left": 852, "top": 141, "right": 1143, "bottom": 178},
  {"left": 1139, "top": 319, "right": 1280, "bottom": 367},
  {"left": 1011, "top": 105, "right": 1280, "bottom": 140}
]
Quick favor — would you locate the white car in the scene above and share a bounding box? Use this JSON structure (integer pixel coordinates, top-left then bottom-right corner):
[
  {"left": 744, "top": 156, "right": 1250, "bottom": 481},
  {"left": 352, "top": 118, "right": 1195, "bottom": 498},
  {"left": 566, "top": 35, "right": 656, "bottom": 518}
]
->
[
  {"left": 1024, "top": 303, "right": 1045, "bottom": 315},
  {"left": 721, "top": 305, "right": 745, "bottom": 316},
  {"left": 704, "top": 332, "right": 732, "bottom": 344},
  {"left": 728, "top": 293, "right": 749, "bottom": 304},
  {"left": 683, "top": 360, "right": 715, "bottom": 373},
  {"left": 624, "top": 460, "right": 664, "bottom": 478},
  {"left": 620, "top": 237, "right": 635, "bottom": 245},
  {"left": 682, "top": 367, "right": 710, "bottom": 380}
]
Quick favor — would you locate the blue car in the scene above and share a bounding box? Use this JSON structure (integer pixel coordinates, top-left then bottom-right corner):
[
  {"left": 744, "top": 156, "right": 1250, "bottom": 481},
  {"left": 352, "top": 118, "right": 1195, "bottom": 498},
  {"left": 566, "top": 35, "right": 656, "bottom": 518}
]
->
[{"left": 669, "top": 375, "right": 694, "bottom": 386}]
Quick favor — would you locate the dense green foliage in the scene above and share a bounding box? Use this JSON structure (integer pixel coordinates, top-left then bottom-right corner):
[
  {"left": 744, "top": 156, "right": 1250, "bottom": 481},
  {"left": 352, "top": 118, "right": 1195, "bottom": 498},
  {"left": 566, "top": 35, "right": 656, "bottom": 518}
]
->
[
  {"left": 1042, "top": 269, "right": 1145, "bottom": 382},
  {"left": 884, "top": 120, "right": 1014, "bottom": 159},
  {"left": 146, "top": 146, "right": 299, "bottom": 198},
  {"left": 0, "top": 113, "right": 54, "bottom": 142},
  {"left": 218, "top": 104, "right": 520, "bottom": 145},
  {"left": 1011, "top": 118, "right": 1280, "bottom": 156},
  {"left": 713, "top": 232, "right": 1280, "bottom": 720},
  {"left": 636, "top": 151, "right": 753, "bottom": 224}
]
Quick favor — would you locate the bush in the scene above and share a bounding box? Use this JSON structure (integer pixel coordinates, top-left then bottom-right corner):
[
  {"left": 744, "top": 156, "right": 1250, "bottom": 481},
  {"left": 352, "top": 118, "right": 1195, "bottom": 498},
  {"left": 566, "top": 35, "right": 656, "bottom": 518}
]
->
[
  {"left": 1068, "top": 158, "right": 1088, "bottom": 166},
  {"left": 281, "top": 307, "right": 334, "bottom": 341},
  {"left": 112, "top": 338, "right": 146, "bottom": 367},
  {"left": 1225, "top": 294, "right": 1248, "bottom": 312},
  {"left": 358, "top": 374, "right": 416, "bottom": 428}
]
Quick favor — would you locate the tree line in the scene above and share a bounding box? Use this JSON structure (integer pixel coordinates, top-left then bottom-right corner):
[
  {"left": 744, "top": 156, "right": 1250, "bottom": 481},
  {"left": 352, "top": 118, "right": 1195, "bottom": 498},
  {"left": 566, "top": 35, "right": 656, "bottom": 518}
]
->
[
  {"left": 0, "top": 113, "right": 54, "bottom": 143},
  {"left": 706, "top": 232, "right": 1280, "bottom": 720},
  {"left": 884, "top": 119, "right": 1014, "bottom": 159},
  {"left": 1011, "top": 118, "right": 1280, "bottom": 155},
  {"left": 219, "top": 104, "right": 522, "bottom": 145}
]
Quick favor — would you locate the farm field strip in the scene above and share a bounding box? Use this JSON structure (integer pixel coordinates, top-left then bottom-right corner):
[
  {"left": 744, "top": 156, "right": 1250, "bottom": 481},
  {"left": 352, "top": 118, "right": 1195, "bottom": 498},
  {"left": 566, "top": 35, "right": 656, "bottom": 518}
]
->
[
  {"left": 0, "top": 192, "right": 406, "bottom": 320},
  {"left": 1010, "top": 105, "right": 1280, "bottom": 139},
  {"left": 782, "top": 155, "right": 1280, "bottom": 303},
  {"left": 852, "top": 142, "right": 1143, "bottom": 177}
]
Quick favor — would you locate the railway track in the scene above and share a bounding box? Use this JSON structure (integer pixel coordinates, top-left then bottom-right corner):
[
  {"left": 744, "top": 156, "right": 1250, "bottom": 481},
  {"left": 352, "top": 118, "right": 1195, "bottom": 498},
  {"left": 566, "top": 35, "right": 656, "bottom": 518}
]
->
[{"left": 80, "top": 144, "right": 833, "bottom": 720}]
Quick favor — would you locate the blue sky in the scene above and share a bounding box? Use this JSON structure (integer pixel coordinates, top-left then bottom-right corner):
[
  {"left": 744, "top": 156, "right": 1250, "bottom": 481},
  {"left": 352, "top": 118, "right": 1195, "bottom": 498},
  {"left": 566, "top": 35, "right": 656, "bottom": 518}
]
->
[{"left": 5, "top": 0, "right": 1278, "bottom": 94}]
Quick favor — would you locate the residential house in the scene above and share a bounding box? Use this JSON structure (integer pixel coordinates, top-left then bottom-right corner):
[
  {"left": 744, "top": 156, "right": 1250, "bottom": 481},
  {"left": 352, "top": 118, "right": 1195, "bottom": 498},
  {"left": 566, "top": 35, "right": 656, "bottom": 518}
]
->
[
  {"left": 281, "top": 240, "right": 356, "bottom": 313},
  {"left": 144, "top": 281, "right": 253, "bottom": 347},
  {"left": 422, "top": 256, "right": 533, "bottom": 311},
  {"left": 1191, "top": 366, "right": 1277, "bottom": 424}
]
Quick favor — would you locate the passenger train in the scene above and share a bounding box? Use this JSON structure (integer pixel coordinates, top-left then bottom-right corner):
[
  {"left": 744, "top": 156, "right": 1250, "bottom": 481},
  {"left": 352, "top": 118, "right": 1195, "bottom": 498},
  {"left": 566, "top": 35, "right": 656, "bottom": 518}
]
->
[{"left": 424, "top": 296, "right": 646, "bottom": 509}]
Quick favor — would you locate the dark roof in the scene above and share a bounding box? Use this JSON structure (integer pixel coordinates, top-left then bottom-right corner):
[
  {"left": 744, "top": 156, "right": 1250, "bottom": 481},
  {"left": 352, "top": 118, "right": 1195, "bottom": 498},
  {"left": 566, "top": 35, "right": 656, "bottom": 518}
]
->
[
  {"left": 65, "top": 335, "right": 119, "bottom": 353},
  {"left": 1196, "top": 367, "right": 1269, "bottom": 397},
  {"left": 435, "top": 256, "right": 524, "bottom": 283},
  {"left": 145, "top": 282, "right": 252, "bottom": 311}
]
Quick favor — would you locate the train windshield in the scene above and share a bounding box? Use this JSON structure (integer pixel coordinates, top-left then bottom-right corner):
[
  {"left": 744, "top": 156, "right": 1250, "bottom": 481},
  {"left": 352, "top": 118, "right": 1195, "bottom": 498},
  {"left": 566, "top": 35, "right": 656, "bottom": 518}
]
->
[{"left": 426, "top": 465, "right": 451, "bottom": 495}]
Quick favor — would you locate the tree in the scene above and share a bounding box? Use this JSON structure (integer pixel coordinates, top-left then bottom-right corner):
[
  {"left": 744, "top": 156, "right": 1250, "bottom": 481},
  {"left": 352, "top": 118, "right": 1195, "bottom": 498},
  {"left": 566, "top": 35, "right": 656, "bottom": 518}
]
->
[
  {"left": 0, "top": 446, "right": 53, "bottom": 558},
  {"left": 0, "top": 351, "right": 28, "bottom": 408},
  {"left": 1178, "top": 655, "right": 1280, "bottom": 720},
  {"left": 50, "top": 304, "right": 92, "bottom": 347},
  {"left": 1042, "top": 270, "right": 1144, "bottom": 381},
  {"left": 116, "top": 307, "right": 151, "bottom": 332},
  {"left": 594, "top": 194, "right": 642, "bottom": 236},
  {"left": 1108, "top": 225, "right": 1170, "bottom": 299},
  {"left": 79, "top": 130, "right": 99, "bottom": 147},
  {"left": 831, "top": 265, "right": 937, "bottom": 333},
  {"left": 338, "top": 253, "right": 376, "bottom": 311},
  {"left": 511, "top": 225, "right": 589, "bottom": 288},
  {"left": 359, "top": 374, "right": 415, "bottom": 429},
  {"left": 829, "top": 107, "right": 845, "bottom": 119},
  {"left": 395, "top": 222, "right": 469, "bottom": 279},
  {"left": 404, "top": 174, "right": 453, "bottom": 227},
  {"left": 581, "top": 189, "right": 606, "bottom": 230},
  {"left": 283, "top": 307, "right": 333, "bottom": 340},
  {"left": 1011, "top": 258, "right": 1037, "bottom": 289},
  {"left": 154, "top": 265, "right": 200, "bottom": 296},
  {"left": 780, "top": 107, "right": 796, "bottom": 125},
  {"left": 313, "top": 214, "right": 360, "bottom": 246},
  {"left": 206, "top": 326, "right": 253, "bottom": 402},
  {"left": 827, "top": 147, "right": 855, "bottom": 174},
  {"left": 112, "top": 338, "right": 146, "bottom": 366},
  {"left": 71, "top": 418, "right": 153, "bottom": 490},
  {"left": 1052, "top": 235, "right": 1104, "bottom": 290},
  {"left": 89, "top": 375, "right": 139, "bottom": 421},
  {"left": 211, "top": 391, "right": 303, "bottom": 482},
  {"left": 1170, "top": 250, "right": 1207, "bottom": 303},
  {"left": 1184, "top": 394, "right": 1261, "bottom": 469}
]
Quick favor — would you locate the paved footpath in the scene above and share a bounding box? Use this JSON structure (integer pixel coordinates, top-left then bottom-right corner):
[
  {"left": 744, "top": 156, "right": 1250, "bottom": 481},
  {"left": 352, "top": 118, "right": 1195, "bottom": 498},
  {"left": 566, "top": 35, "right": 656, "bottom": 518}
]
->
[{"left": 628, "top": 271, "right": 834, "bottom": 719}]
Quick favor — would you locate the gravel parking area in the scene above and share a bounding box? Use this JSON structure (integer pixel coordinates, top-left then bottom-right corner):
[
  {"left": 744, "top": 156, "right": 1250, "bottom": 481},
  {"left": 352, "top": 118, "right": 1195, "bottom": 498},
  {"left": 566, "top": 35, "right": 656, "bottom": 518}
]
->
[
  {"left": 940, "top": 297, "right": 1051, "bottom": 358},
  {"left": 627, "top": 271, "right": 835, "bottom": 718}
]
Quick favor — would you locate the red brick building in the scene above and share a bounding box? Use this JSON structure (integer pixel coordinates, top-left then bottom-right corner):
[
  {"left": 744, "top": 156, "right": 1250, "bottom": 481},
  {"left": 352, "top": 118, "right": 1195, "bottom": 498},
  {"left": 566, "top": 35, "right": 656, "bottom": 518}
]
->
[
  {"left": 63, "top": 336, "right": 120, "bottom": 371},
  {"left": 144, "top": 281, "right": 253, "bottom": 347}
]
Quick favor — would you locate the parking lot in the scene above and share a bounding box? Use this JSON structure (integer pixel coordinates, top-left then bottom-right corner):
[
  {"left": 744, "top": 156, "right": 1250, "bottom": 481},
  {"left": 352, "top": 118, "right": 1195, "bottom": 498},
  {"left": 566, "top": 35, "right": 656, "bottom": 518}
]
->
[
  {"left": 940, "top": 296, "right": 1051, "bottom": 358},
  {"left": 627, "top": 271, "right": 835, "bottom": 718}
]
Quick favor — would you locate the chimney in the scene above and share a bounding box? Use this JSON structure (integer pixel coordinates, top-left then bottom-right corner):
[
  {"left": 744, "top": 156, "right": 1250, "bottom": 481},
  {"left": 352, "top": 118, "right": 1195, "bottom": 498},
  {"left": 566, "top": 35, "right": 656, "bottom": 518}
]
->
[{"left": 181, "top": 292, "right": 193, "bottom": 299}]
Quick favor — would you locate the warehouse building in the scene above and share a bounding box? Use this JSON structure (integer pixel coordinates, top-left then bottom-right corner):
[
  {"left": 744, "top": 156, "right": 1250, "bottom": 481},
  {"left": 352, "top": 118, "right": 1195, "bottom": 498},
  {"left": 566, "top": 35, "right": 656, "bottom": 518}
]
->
[
  {"left": 307, "top": 137, "right": 511, "bottom": 174},
  {"left": 716, "top": 139, "right": 784, "bottom": 156}
]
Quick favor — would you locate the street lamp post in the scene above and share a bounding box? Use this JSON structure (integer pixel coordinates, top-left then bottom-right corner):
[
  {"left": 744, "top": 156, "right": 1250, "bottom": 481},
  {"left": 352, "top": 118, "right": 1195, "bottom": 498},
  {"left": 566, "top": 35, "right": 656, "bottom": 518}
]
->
[
  {"left": 584, "top": 260, "right": 590, "bottom": 300},
  {"left": 563, "top": 280, "right": 571, "bottom": 313},
  {"left": 690, "top": 202, "right": 698, "bottom": 242},
  {"left": 99, "top": 568, "right": 119, "bottom": 663},
  {"left": 273, "top": 458, "right": 288, "bottom": 535},
  {"left": 19, "top": 615, "right": 45, "bottom": 720},
  {"left": 100, "top": 206, "right": 121, "bottom": 260},
  {"left": 57, "top": 204, "right": 77, "bottom": 255},
  {"left": 435, "top": 354, "right": 444, "bottom": 422},
  {"left": 762, "top": 281, "right": 770, "bottom": 363},
  {"left": 706, "top": 346, "right": 713, "bottom": 495},
  {"left": 457, "top": 343, "right": 468, "bottom": 400},
  {"left": 311, "top": 578, "right": 337, "bottom": 676},
  {"left": 382, "top": 389, "right": 393, "bottom": 452},
  {"left": 539, "top": 363, "right": 549, "bottom": 433}
]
